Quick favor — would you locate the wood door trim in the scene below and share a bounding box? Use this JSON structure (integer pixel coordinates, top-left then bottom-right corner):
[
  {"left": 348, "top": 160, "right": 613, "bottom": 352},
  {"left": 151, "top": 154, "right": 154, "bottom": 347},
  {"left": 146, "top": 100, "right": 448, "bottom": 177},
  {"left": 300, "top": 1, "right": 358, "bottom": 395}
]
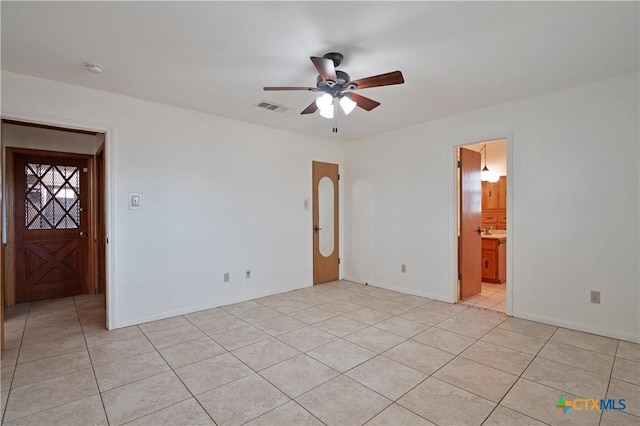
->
[
  {"left": 5, "top": 149, "right": 16, "bottom": 305},
  {"left": 7, "top": 148, "right": 95, "bottom": 304},
  {"left": 7, "top": 147, "right": 94, "bottom": 160},
  {"left": 92, "top": 143, "right": 106, "bottom": 294},
  {"left": 2, "top": 119, "right": 98, "bottom": 136},
  {"left": 1, "top": 119, "right": 3, "bottom": 351}
]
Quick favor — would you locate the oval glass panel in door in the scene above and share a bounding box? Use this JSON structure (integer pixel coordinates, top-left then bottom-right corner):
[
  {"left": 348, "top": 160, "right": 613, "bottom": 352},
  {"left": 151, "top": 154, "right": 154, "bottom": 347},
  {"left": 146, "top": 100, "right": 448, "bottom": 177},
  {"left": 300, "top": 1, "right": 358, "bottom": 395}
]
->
[{"left": 318, "top": 176, "right": 334, "bottom": 257}]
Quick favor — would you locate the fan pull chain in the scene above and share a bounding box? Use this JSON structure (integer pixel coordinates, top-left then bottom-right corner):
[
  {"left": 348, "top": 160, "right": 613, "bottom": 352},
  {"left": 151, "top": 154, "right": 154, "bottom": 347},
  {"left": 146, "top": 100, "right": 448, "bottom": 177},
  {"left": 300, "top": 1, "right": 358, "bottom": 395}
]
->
[{"left": 333, "top": 102, "right": 338, "bottom": 133}]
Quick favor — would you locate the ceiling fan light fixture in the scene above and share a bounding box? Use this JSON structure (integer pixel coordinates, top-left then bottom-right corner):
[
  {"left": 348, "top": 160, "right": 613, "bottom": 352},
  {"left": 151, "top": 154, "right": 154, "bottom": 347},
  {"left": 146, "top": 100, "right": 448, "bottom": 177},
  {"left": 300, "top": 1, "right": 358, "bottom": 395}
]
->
[
  {"left": 316, "top": 93, "right": 335, "bottom": 119},
  {"left": 340, "top": 96, "right": 356, "bottom": 115},
  {"left": 263, "top": 53, "right": 404, "bottom": 128},
  {"left": 316, "top": 93, "right": 333, "bottom": 110},
  {"left": 319, "top": 106, "right": 334, "bottom": 119}
]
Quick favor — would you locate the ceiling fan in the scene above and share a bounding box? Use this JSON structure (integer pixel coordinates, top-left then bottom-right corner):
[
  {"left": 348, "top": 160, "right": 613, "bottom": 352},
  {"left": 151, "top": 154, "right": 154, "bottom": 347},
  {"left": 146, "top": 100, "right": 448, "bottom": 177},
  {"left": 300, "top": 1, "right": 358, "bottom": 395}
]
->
[{"left": 263, "top": 52, "right": 404, "bottom": 124}]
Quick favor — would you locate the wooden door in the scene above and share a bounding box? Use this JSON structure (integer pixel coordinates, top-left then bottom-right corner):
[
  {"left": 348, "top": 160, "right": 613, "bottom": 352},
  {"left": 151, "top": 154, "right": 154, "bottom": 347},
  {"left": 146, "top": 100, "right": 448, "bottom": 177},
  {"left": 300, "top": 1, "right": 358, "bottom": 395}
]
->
[
  {"left": 13, "top": 152, "right": 91, "bottom": 302},
  {"left": 459, "top": 148, "right": 482, "bottom": 300},
  {"left": 312, "top": 161, "right": 339, "bottom": 284}
]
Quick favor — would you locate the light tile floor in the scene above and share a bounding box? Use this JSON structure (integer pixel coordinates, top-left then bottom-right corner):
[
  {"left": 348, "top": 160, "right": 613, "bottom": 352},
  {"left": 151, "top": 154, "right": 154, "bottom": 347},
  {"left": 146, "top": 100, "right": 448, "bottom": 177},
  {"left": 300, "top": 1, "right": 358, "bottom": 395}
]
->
[
  {"left": 1, "top": 281, "right": 638, "bottom": 425},
  {"left": 460, "top": 282, "right": 507, "bottom": 313}
]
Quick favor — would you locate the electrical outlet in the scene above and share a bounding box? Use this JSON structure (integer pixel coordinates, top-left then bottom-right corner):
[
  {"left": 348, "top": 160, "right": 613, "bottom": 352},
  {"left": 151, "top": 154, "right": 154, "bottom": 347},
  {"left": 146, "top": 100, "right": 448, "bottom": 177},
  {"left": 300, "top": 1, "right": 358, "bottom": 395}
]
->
[
  {"left": 224, "top": 272, "right": 230, "bottom": 283},
  {"left": 401, "top": 264, "right": 407, "bottom": 273},
  {"left": 590, "top": 290, "right": 601, "bottom": 304},
  {"left": 246, "top": 270, "right": 251, "bottom": 279}
]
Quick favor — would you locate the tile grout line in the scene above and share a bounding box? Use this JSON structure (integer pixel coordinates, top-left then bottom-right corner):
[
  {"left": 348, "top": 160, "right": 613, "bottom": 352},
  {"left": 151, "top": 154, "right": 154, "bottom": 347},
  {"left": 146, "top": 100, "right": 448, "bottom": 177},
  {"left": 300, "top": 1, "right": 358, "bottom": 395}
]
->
[
  {"left": 221, "top": 298, "right": 427, "bottom": 423},
  {"left": 475, "top": 322, "right": 561, "bottom": 425},
  {"left": 3, "top": 284, "right": 637, "bottom": 426},
  {"left": 1, "top": 301, "right": 31, "bottom": 425},
  {"left": 393, "top": 314, "right": 513, "bottom": 425},
  {"left": 1, "top": 298, "right": 102, "bottom": 425},
  {"left": 146, "top": 306, "right": 337, "bottom": 425},
  {"left": 124, "top": 314, "right": 215, "bottom": 426},
  {"left": 74, "top": 296, "right": 110, "bottom": 426}
]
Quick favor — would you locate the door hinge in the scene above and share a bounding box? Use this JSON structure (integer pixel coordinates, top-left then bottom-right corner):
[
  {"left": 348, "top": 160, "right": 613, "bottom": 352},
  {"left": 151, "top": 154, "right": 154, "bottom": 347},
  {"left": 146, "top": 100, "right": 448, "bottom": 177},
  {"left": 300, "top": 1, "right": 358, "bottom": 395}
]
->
[
  {"left": 457, "top": 160, "right": 461, "bottom": 168},
  {"left": 338, "top": 257, "right": 341, "bottom": 264},
  {"left": 338, "top": 174, "right": 340, "bottom": 180},
  {"left": 458, "top": 272, "right": 462, "bottom": 280}
]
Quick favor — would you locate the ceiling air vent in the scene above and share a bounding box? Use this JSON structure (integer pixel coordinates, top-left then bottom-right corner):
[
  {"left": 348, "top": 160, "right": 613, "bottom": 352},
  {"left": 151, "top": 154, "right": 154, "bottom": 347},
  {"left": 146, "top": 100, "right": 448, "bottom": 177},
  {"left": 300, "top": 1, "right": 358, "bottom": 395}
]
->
[{"left": 256, "top": 101, "right": 288, "bottom": 113}]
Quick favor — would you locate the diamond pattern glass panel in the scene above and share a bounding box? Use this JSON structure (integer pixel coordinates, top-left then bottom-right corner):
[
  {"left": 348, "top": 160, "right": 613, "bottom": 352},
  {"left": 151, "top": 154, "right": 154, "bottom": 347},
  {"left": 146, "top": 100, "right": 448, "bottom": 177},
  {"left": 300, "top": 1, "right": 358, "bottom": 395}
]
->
[{"left": 25, "top": 163, "right": 80, "bottom": 230}]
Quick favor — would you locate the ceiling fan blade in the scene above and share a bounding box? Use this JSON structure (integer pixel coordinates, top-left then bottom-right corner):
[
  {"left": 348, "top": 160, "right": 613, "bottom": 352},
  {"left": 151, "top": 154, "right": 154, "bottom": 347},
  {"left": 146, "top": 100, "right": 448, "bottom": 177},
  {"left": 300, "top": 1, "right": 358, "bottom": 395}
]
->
[
  {"left": 349, "top": 71, "right": 404, "bottom": 90},
  {"left": 263, "top": 86, "right": 316, "bottom": 91},
  {"left": 310, "top": 57, "right": 337, "bottom": 83},
  {"left": 347, "top": 92, "right": 381, "bottom": 111},
  {"left": 346, "top": 92, "right": 380, "bottom": 111},
  {"left": 300, "top": 101, "right": 318, "bottom": 115}
]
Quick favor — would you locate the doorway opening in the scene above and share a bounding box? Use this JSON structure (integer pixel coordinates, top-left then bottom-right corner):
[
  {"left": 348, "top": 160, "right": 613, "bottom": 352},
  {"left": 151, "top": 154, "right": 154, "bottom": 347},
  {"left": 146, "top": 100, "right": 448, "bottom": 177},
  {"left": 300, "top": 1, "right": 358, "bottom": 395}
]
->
[
  {"left": 2, "top": 120, "right": 108, "bottom": 332},
  {"left": 456, "top": 138, "right": 508, "bottom": 313}
]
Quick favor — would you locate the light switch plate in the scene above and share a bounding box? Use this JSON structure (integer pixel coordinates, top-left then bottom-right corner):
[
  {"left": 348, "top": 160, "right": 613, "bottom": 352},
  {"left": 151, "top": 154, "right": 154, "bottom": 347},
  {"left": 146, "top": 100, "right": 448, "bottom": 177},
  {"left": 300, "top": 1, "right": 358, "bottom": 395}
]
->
[{"left": 129, "top": 193, "right": 142, "bottom": 209}]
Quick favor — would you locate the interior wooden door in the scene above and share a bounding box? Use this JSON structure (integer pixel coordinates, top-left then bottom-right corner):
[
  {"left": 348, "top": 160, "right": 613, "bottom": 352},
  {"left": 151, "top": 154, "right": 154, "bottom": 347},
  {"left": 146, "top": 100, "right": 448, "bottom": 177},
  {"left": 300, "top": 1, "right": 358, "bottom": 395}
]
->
[
  {"left": 459, "top": 148, "right": 482, "bottom": 300},
  {"left": 13, "top": 151, "right": 91, "bottom": 302},
  {"left": 312, "top": 161, "right": 339, "bottom": 284}
]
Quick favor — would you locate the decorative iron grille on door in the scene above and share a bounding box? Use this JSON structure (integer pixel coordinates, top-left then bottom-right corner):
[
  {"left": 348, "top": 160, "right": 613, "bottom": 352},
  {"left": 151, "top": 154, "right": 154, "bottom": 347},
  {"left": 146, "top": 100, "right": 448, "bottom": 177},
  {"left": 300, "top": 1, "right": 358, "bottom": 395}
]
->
[{"left": 25, "top": 163, "right": 80, "bottom": 230}]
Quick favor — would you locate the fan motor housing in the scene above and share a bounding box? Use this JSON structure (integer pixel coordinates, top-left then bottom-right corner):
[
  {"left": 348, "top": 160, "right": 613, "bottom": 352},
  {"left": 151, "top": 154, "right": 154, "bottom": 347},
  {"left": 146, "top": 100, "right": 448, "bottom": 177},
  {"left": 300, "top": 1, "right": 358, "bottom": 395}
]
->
[
  {"left": 323, "top": 52, "right": 344, "bottom": 67},
  {"left": 317, "top": 70, "right": 351, "bottom": 90}
]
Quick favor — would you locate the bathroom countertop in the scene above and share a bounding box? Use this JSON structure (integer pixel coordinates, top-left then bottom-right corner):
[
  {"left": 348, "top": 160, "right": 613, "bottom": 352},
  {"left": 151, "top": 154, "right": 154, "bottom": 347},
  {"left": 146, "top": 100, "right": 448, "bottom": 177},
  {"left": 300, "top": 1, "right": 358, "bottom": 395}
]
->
[{"left": 481, "top": 233, "right": 506, "bottom": 241}]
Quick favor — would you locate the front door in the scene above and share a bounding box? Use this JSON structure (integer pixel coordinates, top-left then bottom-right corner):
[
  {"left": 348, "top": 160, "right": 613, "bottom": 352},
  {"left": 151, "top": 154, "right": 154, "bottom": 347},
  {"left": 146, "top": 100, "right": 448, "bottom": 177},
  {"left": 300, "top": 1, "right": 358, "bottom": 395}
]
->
[
  {"left": 312, "top": 161, "right": 339, "bottom": 284},
  {"left": 13, "top": 151, "right": 91, "bottom": 302},
  {"left": 459, "top": 147, "right": 482, "bottom": 300}
]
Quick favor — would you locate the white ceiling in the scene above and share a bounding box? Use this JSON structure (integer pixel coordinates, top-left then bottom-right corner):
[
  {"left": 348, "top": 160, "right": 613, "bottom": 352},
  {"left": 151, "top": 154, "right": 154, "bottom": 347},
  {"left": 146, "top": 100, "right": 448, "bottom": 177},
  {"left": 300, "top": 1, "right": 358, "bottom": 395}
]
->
[{"left": 2, "top": 1, "right": 638, "bottom": 142}]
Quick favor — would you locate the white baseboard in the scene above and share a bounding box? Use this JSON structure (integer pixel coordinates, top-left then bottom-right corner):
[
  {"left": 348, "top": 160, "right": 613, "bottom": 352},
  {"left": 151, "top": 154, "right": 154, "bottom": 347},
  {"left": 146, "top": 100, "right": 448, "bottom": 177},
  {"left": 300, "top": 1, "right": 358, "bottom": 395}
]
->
[
  {"left": 342, "top": 276, "right": 452, "bottom": 303},
  {"left": 512, "top": 310, "right": 639, "bottom": 344},
  {"left": 112, "top": 283, "right": 311, "bottom": 329},
  {"left": 344, "top": 276, "right": 639, "bottom": 343}
]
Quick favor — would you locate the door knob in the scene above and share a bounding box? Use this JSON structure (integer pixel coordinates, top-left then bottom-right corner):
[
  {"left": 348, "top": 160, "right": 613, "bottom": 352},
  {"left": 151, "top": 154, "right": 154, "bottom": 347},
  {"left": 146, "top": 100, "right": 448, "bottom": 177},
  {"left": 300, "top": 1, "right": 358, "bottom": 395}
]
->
[
  {"left": 79, "top": 231, "right": 88, "bottom": 237},
  {"left": 476, "top": 226, "right": 483, "bottom": 236},
  {"left": 313, "top": 225, "right": 322, "bottom": 232}
]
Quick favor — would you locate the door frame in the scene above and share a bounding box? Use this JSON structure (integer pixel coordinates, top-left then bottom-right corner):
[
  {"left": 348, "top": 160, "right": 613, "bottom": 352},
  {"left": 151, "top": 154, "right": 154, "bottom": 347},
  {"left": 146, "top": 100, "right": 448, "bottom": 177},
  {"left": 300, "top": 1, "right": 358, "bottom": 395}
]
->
[
  {"left": 1, "top": 114, "right": 114, "bottom": 329},
  {"left": 451, "top": 133, "right": 514, "bottom": 315}
]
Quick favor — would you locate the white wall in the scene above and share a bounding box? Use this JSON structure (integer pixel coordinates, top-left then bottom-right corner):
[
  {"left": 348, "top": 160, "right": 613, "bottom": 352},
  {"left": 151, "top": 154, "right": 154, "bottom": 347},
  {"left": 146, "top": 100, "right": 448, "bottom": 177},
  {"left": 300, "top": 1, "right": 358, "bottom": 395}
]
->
[
  {"left": 2, "top": 71, "right": 638, "bottom": 343},
  {"left": 344, "top": 73, "right": 639, "bottom": 343},
  {"left": 1, "top": 72, "right": 343, "bottom": 329}
]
